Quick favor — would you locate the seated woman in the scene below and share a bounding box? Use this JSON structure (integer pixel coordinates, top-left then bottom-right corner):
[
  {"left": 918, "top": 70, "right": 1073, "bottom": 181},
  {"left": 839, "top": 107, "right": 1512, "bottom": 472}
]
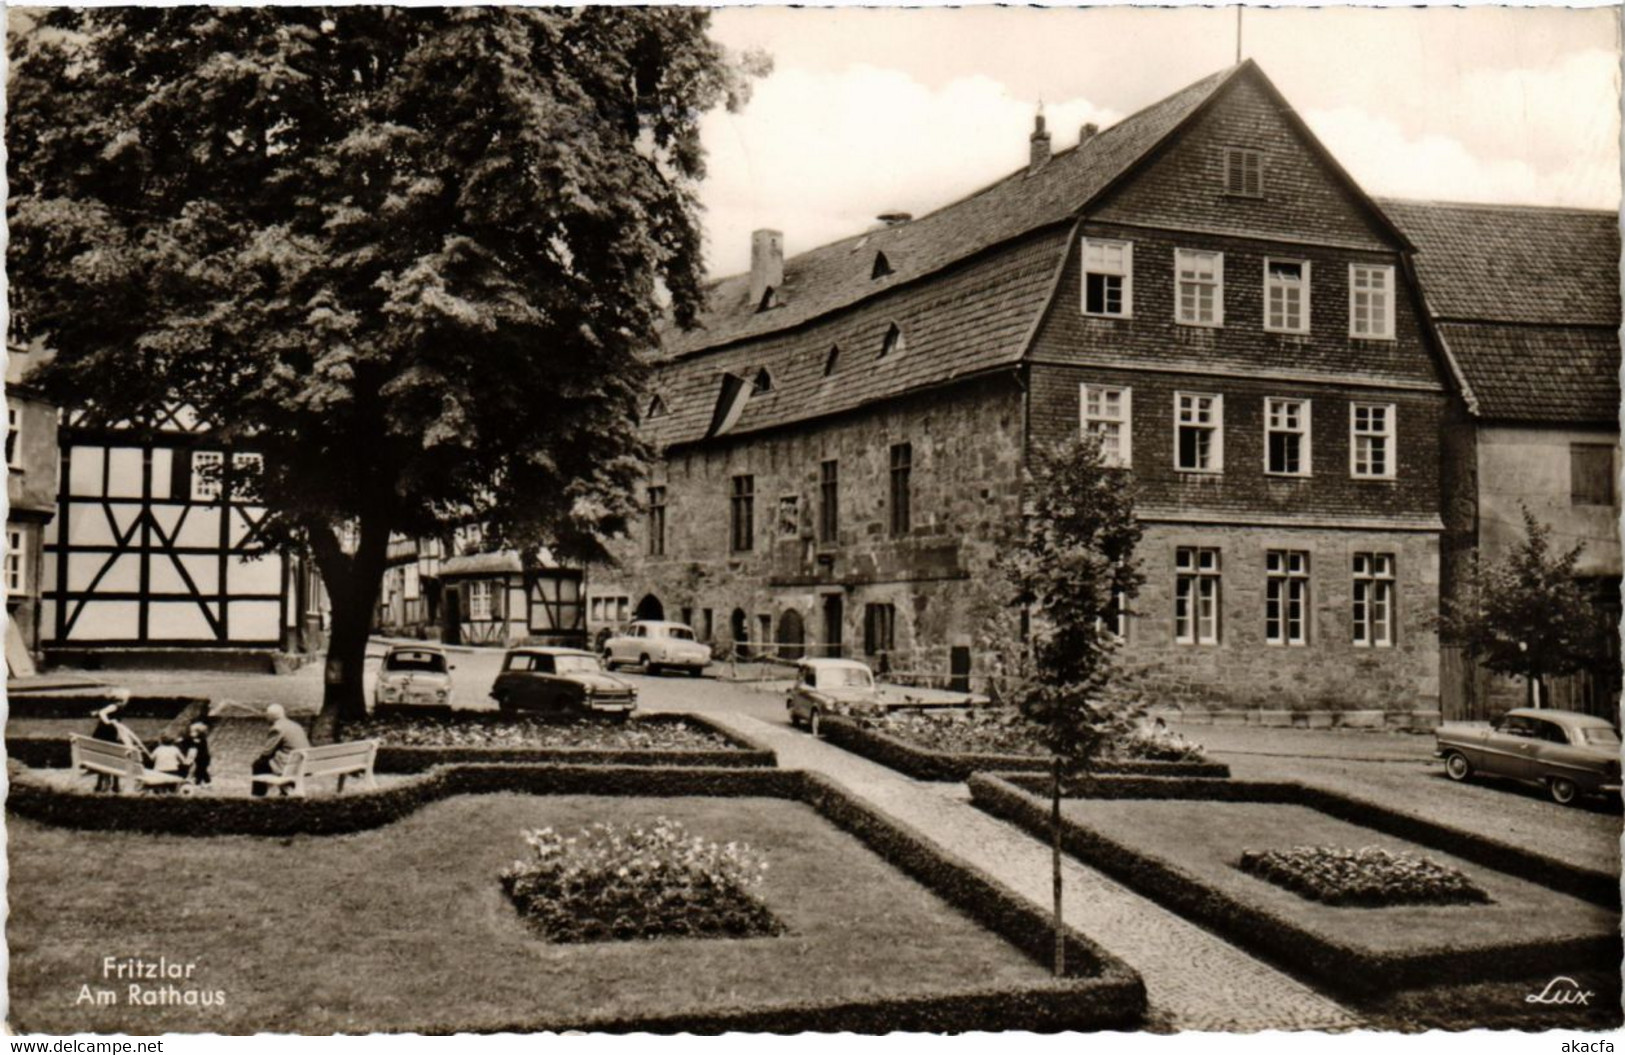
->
[{"left": 88, "top": 692, "right": 149, "bottom": 793}]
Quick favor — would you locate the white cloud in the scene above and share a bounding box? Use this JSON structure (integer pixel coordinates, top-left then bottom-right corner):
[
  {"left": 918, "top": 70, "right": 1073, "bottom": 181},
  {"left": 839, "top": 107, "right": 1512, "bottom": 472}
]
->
[{"left": 698, "top": 64, "right": 1119, "bottom": 277}]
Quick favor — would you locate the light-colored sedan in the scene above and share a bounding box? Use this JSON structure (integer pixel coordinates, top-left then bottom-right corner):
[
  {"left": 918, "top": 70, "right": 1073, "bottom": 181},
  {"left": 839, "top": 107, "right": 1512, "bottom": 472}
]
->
[
  {"left": 1435, "top": 707, "right": 1621, "bottom": 806},
  {"left": 602, "top": 620, "right": 713, "bottom": 677},
  {"left": 374, "top": 645, "right": 455, "bottom": 708},
  {"left": 786, "top": 658, "right": 885, "bottom": 733}
]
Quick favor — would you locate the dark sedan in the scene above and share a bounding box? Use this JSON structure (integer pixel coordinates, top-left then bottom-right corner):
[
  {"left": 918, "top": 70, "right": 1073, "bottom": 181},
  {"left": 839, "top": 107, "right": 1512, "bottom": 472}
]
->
[
  {"left": 1435, "top": 707, "right": 1621, "bottom": 806},
  {"left": 490, "top": 647, "right": 638, "bottom": 718}
]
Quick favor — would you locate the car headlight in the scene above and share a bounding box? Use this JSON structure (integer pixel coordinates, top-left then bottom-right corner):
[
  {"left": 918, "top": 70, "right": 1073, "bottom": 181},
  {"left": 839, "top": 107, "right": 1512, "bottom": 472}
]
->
[{"left": 436, "top": 688, "right": 447, "bottom": 702}]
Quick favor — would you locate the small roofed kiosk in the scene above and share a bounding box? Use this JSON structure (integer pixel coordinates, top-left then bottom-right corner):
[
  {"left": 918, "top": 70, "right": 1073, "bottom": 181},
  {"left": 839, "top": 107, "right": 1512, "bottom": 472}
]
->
[{"left": 435, "top": 549, "right": 586, "bottom": 649}]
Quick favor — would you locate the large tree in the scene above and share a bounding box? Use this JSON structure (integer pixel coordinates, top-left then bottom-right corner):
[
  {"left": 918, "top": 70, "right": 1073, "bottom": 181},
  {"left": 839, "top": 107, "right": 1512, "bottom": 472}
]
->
[{"left": 9, "top": 8, "right": 762, "bottom": 724}]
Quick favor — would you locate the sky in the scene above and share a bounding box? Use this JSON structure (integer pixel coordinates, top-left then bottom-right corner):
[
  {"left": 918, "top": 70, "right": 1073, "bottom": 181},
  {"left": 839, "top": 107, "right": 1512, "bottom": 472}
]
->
[{"left": 697, "top": 6, "right": 1622, "bottom": 278}]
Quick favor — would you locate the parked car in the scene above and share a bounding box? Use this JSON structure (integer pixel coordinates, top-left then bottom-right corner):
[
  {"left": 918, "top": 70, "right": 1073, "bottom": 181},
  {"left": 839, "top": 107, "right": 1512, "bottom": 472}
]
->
[
  {"left": 601, "top": 620, "right": 713, "bottom": 676},
  {"left": 787, "top": 658, "right": 885, "bottom": 733},
  {"left": 374, "top": 645, "right": 456, "bottom": 709},
  {"left": 1435, "top": 707, "right": 1621, "bottom": 806},
  {"left": 490, "top": 647, "right": 638, "bottom": 718}
]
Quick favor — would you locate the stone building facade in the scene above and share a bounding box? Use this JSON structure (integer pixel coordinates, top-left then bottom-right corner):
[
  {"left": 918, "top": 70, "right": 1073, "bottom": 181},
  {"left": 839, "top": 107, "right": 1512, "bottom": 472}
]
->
[
  {"left": 597, "top": 60, "right": 1611, "bottom": 712},
  {"left": 6, "top": 343, "right": 61, "bottom": 666}
]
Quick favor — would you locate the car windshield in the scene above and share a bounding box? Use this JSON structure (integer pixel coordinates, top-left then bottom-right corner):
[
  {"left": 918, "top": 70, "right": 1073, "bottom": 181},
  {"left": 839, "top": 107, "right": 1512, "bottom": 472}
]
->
[
  {"left": 664, "top": 627, "right": 696, "bottom": 641},
  {"left": 817, "top": 667, "right": 874, "bottom": 690},
  {"left": 554, "top": 655, "right": 603, "bottom": 675},
  {"left": 384, "top": 651, "right": 446, "bottom": 674},
  {"left": 1582, "top": 726, "right": 1621, "bottom": 746}
]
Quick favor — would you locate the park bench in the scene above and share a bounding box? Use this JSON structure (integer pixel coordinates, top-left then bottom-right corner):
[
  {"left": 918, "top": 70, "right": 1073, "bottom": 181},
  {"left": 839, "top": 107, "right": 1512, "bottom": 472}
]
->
[
  {"left": 68, "top": 734, "right": 185, "bottom": 794},
  {"left": 250, "top": 740, "right": 379, "bottom": 797}
]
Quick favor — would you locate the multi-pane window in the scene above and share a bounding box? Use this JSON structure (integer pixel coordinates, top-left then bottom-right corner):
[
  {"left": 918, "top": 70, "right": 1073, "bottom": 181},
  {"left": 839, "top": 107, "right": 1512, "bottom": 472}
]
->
[
  {"left": 6, "top": 401, "right": 20, "bottom": 469},
  {"left": 190, "top": 450, "right": 225, "bottom": 501},
  {"left": 1265, "top": 550, "right": 1310, "bottom": 646},
  {"left": 1349, "top": 264, "right": 1395, "bottom": 339},
  {"left": 1352, "top": 553, "right": 1395, "bottom": 647},
  {"left": 777, "top": 495, "right": 800, "bottom": 538},
  {"left": 1175, "top": 547, "right": 1221, "bottom": 645},
  {"left": 864, "top": 603, "right": 897, "bottom": 656},
  {"left": 1264, "top": 259, "right": 1310, "bottom": 333},
  {"left": 1082, "top": 239, "right": 1133, "bottom": 317},
  {"left": 819, "top": 460, "right": 839, "bottom": 543},
  {"left": 468, "top": 580, "right": 496, "bottom": 621},
  {"left": 1175, "top": 249, "right": 1223, "bottom": 326},
  {"left": 1265, "top": 398, "right": 1310, "bottom": 476},
  {"left": 6, "top": 528, "right": 24, "bottom": 594},
  {"left": 1081, "top": 384, "right": 1132, "bottom": 467},
  {"left": 1351, "top": 403, "right": 1396, "bottom": 478},
  {"left": 647, "top": 486, "right": 667, "bottom": 556},
  {"left": 729, "top": 474, "right": 755, "bottom": 552},
  {"left": 1175, "top": 393, "right": 1223, "bottom": 472},
  {"left": 889, "top": 443, "right": 912, "bottom": 536},
  {"left": 1570, "top": 444, "right": 1616, "bottom": 506},
  {"left": 1224, "top": 147, "right": 1263, "bottom": 197},
  {"left": 1097, "top": 589, "right": 1130, "bottom": 640}
]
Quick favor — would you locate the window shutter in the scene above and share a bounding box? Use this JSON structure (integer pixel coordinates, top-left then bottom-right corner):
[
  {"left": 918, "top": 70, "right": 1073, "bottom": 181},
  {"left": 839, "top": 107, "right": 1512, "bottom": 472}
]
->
[{"left": 1120, "top": 388, "right": 1134, "bottom": 467}]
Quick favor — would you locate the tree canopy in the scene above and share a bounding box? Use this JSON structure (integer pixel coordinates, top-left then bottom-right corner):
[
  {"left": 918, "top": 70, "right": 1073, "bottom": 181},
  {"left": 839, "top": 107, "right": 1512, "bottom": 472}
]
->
[{"left": 9, "top": 7, "right": 764, "bottom": 718}]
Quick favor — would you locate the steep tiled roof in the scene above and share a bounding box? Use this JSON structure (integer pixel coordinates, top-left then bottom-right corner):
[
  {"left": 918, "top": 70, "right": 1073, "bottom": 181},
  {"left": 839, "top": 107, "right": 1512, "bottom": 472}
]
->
[
  {"left": 1380, "top": 199, "right": 1620, "bottom": 326},
  {"left": 658, "top": 64, "right": 1241, "bottom": 360},
  {"left": 1383, "top": 200, "right": 1620, "bottom": 424}
]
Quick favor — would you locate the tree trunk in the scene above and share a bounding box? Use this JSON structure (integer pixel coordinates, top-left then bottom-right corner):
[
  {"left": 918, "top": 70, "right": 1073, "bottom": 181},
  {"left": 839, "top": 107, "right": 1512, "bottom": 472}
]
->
[{"left": 309, "top": 517, "right": 392, "bottom": 742}]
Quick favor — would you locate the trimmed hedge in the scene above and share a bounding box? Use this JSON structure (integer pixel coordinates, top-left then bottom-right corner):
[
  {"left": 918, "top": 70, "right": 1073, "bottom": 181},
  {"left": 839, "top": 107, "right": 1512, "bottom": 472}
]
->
[
  {"left": 365, "top": 713, "right": 776, "bottom": 772},
  {"left": 8, "top": 762, "right": 1146, "bottom": 1033},
  {"left": 970, "top": 772, "right": 1621, "bottom": 1000},
  {"left": 7, "top": 694, "right": 206, "bottom": 719},
  {"left": 818, "top": 715, "right": 1229, "bottom": 783},
  {"left": 992, "top": 771, "right": 1619, "bottom": 910}
]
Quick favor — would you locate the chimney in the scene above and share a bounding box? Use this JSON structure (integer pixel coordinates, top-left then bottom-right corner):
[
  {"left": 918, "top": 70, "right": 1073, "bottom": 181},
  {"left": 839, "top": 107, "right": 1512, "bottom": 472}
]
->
[
  {"left": 1028, "top": 111, "right": 1051, "bottom": 174},
  {"left": 1079, "top": 122, "right": 1099, "bottom": 145},
  {"left": 749, "top": 229, "right": 784, "bottom": 310},
  {"left": 876, "top": 211, "right": 912, "bottom": 227}
]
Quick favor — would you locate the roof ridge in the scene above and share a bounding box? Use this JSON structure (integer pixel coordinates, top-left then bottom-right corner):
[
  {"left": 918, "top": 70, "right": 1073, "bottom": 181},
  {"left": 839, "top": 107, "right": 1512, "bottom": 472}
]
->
[{"left": 1379, "top": 196, "right": 1618, "bottom": 218}]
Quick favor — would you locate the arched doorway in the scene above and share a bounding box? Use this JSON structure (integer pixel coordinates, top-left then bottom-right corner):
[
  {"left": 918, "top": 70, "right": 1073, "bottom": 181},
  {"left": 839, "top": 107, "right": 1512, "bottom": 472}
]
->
[
  {"left": 635, "top": 594, "right": 664, "bottom": 621},
  {"left": 776, "top": 609, "right": 806, "bottom": 661},
  {"left": 730, "top": 608, "right": 750, "bottom": 659}
]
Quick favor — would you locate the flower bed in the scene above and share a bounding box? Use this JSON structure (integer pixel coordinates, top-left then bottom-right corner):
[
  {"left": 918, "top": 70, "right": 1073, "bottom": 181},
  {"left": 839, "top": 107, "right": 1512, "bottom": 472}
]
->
[
  {"left": 502, "top": 818, "right": 784, "bottom": 943},
  {"left": 870, "top": 709, "right": 1208, "bottom": 763},
  {"left": 1237, "top": 846, "right": 1491, "bottom": 907},
  {"left": 348, "top": 712, "right": 733, "bottom": 749}
]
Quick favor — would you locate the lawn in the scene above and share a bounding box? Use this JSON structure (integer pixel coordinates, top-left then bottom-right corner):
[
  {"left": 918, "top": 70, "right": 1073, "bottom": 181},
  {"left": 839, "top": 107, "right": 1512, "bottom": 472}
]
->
[
  {"left": 9, "top": 794, "right": 1056, "bottom": 1034},
  {"left": 1058, "top": 798, "right": 1619, "bottom": 958}
]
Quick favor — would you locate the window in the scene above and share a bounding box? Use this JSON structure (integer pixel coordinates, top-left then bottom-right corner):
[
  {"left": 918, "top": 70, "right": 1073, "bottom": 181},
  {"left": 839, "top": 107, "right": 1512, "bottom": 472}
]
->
[
  {"left": 468, "top": 580, "right": 496, "bottom": 621},
  {"left": 752, "top": 368, "right": 774, "bottom": 394},
  {"left": 729, "top": 475, "right": 755, "bottom": 552},
  {"left": 879, "top": 323, "right": 905, "bottom": 359},
  {"left": 823, "top": 345, "right": 841, "bottom": 377},
  {"left": 1265, "top": 398, "right": 1310, "bottom": 476},
  {"left": 702, "top": 608, "right": 714, "bottom": 640},
  {"left": 6, "top": 528, "right": 24, "bottom": 594},
  {"left": 778, "top": 495, "right": 800, "bottom": 538},
  {"left": 1350, "top": 403, "right": 1395, "bottom": 479},
  {"left": 1175, "top": 393, "right": 1223, "bottom": 473},
  {"left": 1265, "top": 550, "right": 1310, "bottom": 645},
  {"left": 1571, "top": 444, "right": 1616, "bottom": 506},
  {"left": 1097, "top": 588, "right": 1129, "bottom": 640},
  {"left": 1175, "top": 547, "right": 1221, "bottom": 645},
  {"left": 231, "top": 452, "right": 263, "bottom": 499},
  {"left": 871, "top": 251, "right": 893, "bottom": 280},
  {"left": 819, "top": 460, "right": 839, "bottom": 544},
  {"left": 1352, "top": 553, "right": 1395, "bottom": 647},
  {"left": 1081, "top": 384, "right": 1132, "bottom": 467},
  {"left": 6, "top": 401, "right": 19, "bottom": 469},
  {"left": 1349, "top": 264, "right": 1395, "bottom": 339},
  {"left": 1175, "top": 249, "right": 1223, "bottom": 326},
  {"left": 647, "top": 486, "right": 666, "bottom": 557},
  {"left": 190, "top": 450, "right": 224, "bottom": 501},
  {"left": 1223, "top": 147, "right": 1263, "bottom": 197},
  {"left": 1264, "top": 259, "right": 1310, "bottom": 333},
  {"left": 1082, "top": 239, "right": 1133, "bottom": 317},
  {"left": 889, "top": 443, "right": 912, "bottom": 536},
  {"left": 864, "top": 603, "right": 897, "bottom": 656},
  {"left": 646, "top": 394, "right": 667, "bottom": 419}
]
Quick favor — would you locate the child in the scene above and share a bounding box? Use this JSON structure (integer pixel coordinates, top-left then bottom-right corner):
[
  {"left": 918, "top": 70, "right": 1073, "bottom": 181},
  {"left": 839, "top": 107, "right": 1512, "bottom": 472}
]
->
[
  {"left": 180, "top": 722, "right": 212, "bottom": 786},
  {"left": 149, "top": 732, "right": 186, "bottom": 794}
]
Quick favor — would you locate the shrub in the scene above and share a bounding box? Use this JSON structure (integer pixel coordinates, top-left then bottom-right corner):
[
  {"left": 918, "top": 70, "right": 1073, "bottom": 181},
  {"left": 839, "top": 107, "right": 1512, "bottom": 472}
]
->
[
  {"left": 500, "top": 818, "right": 785, "bottom": 943},
  {"left": 859, "top": 708, "right": 1207, "bottom": 764},
  {"left": 1238, "top": 846, "right": 1491, "bottom": 907}
]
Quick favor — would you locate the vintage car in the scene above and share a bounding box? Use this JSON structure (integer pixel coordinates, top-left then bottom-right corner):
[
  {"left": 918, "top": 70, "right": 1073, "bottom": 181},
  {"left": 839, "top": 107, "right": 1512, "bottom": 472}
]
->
[
  {"left": 1435, "top": 707, "right": 1621, "bottom": 806},
  {"left": 373, "top": 645, "right": 455, "bottom": 708},
  {"left": 489, "top": 647, "right": 638, "bottom": 718},
  {"left": 601, "top": 620, "right": 713, "bottom": 676},
  {"left": 787, "top": 658, "right": 885, "bottom": 733}
]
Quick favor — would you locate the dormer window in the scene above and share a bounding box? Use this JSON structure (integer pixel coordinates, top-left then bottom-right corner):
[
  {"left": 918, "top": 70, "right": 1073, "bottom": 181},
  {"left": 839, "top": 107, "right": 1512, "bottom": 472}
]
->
[
  {"left": 823, "top": 345, "right": 841, "bottom": 376},
  {"left": 752, "top": 368, "right": 774, "bottom": 394},
  {"left": 879, "top": 323, "right": 905, "bottom": 359},
  {"left": 1223, "top": 147, "right": 1262, "bottom": 197},
  {"left": 871, "top": 251, "right": 893, "bottom": 280},
  {"left": 646, "top": 394, "right": 668, "bottom": 420},
  {"left": 1082, "top": 238, "right": 1133, "bottom": 317}
]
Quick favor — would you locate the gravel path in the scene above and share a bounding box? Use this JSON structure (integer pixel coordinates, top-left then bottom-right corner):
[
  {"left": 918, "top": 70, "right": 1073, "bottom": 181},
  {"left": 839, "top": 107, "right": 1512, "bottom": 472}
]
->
[{"left": 710, "top": 713, "right": 1362, "bottom": 1033}]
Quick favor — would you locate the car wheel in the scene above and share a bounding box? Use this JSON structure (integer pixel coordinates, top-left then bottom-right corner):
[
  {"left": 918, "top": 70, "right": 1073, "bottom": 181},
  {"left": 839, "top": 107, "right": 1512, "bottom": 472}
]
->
[
  {"left": 787, "top": 708, "right": 802, "bottom": 730},
  {"left": 495, "top": 694, "right": 515, "bottom": 717},
  {"left": 1549, "top": 777, "right": 1580, "bottom": 806},
  {"left": 602, "top": 649, "right": 617, "bottom": 669},
  {"left": 688, "top": 665, "right": 703, "bottom": 678},
  {"left": 1443, "top": 752, "right": 1472, "bottom": 782},
  {"left": 639, "top": 654, "right": 654, "bottom": 675},
  {"left": 809, "top": 708, "right": 823, "bottom": 737}
]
